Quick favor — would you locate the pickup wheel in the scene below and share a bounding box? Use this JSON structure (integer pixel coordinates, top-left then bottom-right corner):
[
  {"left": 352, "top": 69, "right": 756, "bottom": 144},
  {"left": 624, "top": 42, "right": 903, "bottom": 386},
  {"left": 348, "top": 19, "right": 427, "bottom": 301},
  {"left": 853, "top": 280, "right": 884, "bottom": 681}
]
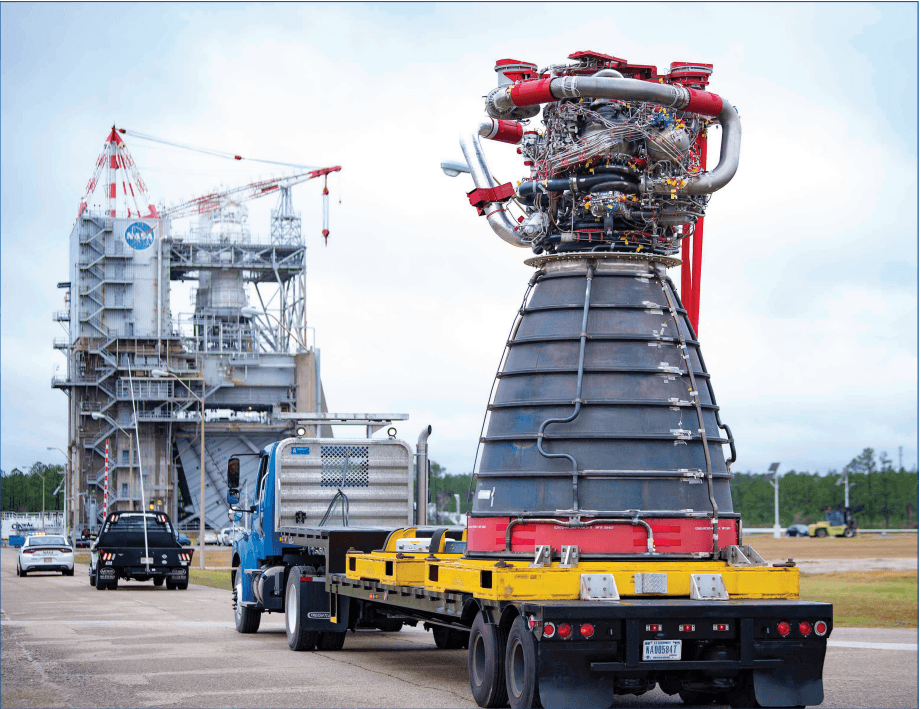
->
[
  {"left": 505, "top": 616, "right": 541, "bottom": 709},
  {"left": 234, "top": 568, "right": 261, "bottom": 634},
  {"left": 285, "top": 569, "right": 317, "bottom": 651},
  {"left": 89, "top": 567, "right": 97, "bottom": 586},
  {"left": 316, "top": 631, "right": 346, "bottom": 651},
  {"left": 153, "top": 577, "right": 165, "bottom": 586},
  {"left": 468, "top": 613, "right": 508, "bottom": 708}
]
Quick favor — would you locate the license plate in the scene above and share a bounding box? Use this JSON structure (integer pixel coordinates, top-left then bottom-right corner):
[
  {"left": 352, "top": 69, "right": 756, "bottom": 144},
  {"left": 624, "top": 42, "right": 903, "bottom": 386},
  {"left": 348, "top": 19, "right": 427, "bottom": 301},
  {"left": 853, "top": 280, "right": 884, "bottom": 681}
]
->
[
  {"left": 643, "top": 639, "right": 682, "bottom": 661},
  {"left": 43, "top": 558, "right": 53, "bottom": 563},
  {"left": 140, "top": 557, "right": 153, "bottom": 564}
]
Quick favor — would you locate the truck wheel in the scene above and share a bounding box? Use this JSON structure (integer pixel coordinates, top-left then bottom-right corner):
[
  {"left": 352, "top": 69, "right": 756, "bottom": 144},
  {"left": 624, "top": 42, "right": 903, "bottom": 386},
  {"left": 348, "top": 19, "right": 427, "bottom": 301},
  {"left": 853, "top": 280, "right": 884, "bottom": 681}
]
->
[
  {"left": 505, "top": 616, "right": 540, "bottom": 709},
  {"left": 844, "top": 527, "right": 856, "bottom": 538},
  {"left": 153, "top": 577, "right": 165, "bottom": 586},
  {"left": 234, "top": 568, "right": 261, "bottom": 634},
  {"left": 815, "top": 528, "right": 828, "bottom": 538},
  {"left": 89, "top": 568, "right": 97, "bottom": 586},
  {"left": 317, "top": 631, "right": 346, "bottom": 651},
  {"left": 285, "top": 570, "right": 317, "bottom": 651},
  {"left": 468, "top": 613, "right": 508, "bottom": 708}
]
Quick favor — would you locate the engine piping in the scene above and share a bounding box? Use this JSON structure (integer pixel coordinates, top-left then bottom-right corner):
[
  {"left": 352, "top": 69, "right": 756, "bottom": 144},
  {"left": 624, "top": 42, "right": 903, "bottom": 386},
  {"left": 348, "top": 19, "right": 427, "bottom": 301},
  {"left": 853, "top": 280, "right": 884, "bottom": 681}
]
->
[{"left": 487, "top": 76, "right": 740, "bottom": 197}]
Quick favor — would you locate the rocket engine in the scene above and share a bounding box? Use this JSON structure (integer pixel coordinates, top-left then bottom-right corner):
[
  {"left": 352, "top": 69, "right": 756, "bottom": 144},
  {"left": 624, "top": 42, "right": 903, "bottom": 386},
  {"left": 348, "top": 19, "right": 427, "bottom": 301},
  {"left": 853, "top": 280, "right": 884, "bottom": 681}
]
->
[{"left": 457, "top": 51, "right": 741, "bottom": 560}]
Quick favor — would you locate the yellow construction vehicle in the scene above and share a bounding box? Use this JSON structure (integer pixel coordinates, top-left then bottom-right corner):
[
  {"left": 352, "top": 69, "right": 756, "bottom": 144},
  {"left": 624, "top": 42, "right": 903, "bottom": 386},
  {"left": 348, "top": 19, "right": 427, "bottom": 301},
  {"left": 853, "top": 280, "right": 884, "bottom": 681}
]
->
[{"left": 808, "top": 508, "right": 859, "bottom": 538}]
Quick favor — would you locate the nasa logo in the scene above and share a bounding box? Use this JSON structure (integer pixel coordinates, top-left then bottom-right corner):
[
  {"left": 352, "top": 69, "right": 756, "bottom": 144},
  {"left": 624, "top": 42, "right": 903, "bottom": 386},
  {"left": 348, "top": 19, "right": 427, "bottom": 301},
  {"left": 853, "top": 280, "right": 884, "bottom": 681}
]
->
[{"left": 125, "top": 221, "right": 154, "bottom": 250}]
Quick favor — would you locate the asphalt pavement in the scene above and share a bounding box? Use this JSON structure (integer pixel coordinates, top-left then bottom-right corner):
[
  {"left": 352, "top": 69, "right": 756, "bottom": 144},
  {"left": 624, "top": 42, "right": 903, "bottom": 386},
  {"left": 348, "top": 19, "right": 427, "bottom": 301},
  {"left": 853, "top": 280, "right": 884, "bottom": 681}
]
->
[{"left": 0, "top": 549, "right": 916, "bottom": 708}]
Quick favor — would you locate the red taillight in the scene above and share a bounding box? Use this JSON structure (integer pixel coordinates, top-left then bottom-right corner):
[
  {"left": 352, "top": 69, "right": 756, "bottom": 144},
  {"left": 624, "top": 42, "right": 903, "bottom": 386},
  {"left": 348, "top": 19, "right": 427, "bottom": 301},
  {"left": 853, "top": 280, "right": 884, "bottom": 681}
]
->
[
  {"left": 713, "top": 623, "right": 729, "bottom": 632},
  {"left": 22, "top": 549, "right": 35, "bottom": 554},
  {"left": 299, "top": 575, "right": 312, "bottom": 582},
  {"left": 542, "top": 622, "right": 556, "bottom": 638},
  {"left": 646, "top": 624, "right": 662, "bottom": 632},
  {"left": 777, "top": 621, "right": 791, "bottom": 637},
  {"left": 799, "top": 621, "right": 812, "bottom": 636},
  {"left": 101, "top": 552, "right": 115, "bottom": 561},
  {"left": 814, "top": 621, "right": 828, "bottom": 636},
  {"left": 528, "top": 616, "right": 539, "bottom": 629},
  {"left": 557, "top": 623, "right": 573, "bottom": 639},
  {"left": 59, "top": 548, "right": 72, "bottom": 553},
  {"left": 679, "top": 624, "right": 695, "bottom": 632},
  {"left": 580, "top": 623, "right": 595, "bottom": 638}
]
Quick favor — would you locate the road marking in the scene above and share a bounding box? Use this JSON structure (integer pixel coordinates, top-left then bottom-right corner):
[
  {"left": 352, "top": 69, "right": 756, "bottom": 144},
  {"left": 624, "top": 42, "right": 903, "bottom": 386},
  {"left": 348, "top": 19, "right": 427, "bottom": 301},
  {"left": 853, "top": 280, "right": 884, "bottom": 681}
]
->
[
  {"left": 0, "top": 620, "right": 241, "bottom": 627},
  {"left": 828, "top": 640, "right": 917, "bottom": 651}
]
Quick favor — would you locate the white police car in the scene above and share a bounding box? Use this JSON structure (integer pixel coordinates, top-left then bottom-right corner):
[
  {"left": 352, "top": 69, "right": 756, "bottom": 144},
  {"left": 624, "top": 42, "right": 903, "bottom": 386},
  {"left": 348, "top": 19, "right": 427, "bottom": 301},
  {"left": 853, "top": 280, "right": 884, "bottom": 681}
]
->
[{"left": 16, "top": 535, "right": 74, "bottom": 576}]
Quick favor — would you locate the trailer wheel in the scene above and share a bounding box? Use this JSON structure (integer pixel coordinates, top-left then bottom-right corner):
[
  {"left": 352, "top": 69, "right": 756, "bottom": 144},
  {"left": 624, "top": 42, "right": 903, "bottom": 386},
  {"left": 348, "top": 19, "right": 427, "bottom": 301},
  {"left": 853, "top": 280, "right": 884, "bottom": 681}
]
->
[
  {"left": 505, "top": 616, "right": 541, "bottom": 709},
  {"left": 234, "top": 568, "right": 261, "bottom": 634},
  {"left": 317, "top": 631, "right": 346, "bottom": 651},
  {"left": 285, "top": 569, "right": 318, "bottom": 651},
  {"left": 468, "top": 613, "right": 508, "bottom": 708}
]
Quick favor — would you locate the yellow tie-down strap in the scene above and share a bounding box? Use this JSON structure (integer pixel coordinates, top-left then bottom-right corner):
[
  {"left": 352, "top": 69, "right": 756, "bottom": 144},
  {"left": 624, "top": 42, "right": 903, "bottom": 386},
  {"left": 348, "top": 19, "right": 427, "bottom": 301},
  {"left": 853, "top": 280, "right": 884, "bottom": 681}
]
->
[{"left": 345, "top": 553, "right": 799, "bottom": 602}]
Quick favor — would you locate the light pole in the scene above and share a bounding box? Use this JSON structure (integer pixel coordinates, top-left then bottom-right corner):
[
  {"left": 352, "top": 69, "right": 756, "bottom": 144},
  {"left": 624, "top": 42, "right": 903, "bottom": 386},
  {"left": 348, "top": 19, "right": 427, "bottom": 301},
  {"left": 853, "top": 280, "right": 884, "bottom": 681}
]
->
[
  {"left": 767, "top": 462, "right": 781, "bottom": 538},
  {"left": 35, "top": 469, "right": 46, "bottom": 533},
  {"left": 47, "top": 447, "right": 69, "bottom": 541},
  {"left": 152, "top": 369, "right": 206, "bottom": 570}
]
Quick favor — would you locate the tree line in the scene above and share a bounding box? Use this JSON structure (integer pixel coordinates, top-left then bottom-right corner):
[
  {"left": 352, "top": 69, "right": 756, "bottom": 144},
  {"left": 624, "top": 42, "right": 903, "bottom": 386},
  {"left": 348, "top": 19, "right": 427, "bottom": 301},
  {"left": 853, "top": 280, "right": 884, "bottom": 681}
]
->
[
  {"left": 0, "top": 463, "right": 66, "bottom": 513},
  {"left": 427, "top": 447, "right": 918, "bottom": 529},
  {"left": 732, "top": 448, "right": 918, "bottom": 528}
]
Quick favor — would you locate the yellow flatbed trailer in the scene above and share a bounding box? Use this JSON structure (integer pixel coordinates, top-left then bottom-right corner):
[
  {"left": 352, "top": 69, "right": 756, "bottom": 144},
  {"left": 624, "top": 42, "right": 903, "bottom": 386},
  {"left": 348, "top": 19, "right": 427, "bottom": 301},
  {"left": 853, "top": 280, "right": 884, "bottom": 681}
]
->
[{"left": 321, "top": 527, "right": 831, "bottom": 709}]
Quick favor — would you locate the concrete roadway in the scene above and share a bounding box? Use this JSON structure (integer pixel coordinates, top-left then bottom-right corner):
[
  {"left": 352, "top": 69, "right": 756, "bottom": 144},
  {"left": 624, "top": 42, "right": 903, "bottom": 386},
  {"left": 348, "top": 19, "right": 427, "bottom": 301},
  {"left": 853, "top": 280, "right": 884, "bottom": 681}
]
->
[{"left": 1, "top": 550, "right": 916, "bottom": 709}]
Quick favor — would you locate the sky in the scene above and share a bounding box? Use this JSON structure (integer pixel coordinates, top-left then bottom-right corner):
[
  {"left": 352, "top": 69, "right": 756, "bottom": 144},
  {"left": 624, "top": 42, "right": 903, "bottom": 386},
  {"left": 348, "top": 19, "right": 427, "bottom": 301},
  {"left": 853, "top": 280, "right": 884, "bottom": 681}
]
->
[{"left": 1, "top": 2, "right": 917, "bottom": 480}]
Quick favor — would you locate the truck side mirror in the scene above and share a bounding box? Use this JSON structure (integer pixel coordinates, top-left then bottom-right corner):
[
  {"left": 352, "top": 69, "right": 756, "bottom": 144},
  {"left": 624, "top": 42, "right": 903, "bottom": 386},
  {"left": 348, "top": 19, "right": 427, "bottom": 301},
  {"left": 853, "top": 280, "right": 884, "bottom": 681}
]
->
[{"left": 227, "top": 458, "right": 240, "bottom": 505}]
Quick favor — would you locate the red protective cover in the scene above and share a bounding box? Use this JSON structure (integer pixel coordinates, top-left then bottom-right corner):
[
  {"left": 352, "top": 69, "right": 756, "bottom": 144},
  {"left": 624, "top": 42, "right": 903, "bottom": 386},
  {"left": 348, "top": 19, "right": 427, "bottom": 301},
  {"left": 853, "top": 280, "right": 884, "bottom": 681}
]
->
[
  {"left": 685, "top": 89, "right": 724, "bottom": 116},
  {"left": 509, "top": 78, "right": 555, "bottom": 107},
  {"left": 467, "top": 516, "right": 739, "bottom": 554},
  {"left": 490, "top": 120, "right": 524, "bottom": 144}
]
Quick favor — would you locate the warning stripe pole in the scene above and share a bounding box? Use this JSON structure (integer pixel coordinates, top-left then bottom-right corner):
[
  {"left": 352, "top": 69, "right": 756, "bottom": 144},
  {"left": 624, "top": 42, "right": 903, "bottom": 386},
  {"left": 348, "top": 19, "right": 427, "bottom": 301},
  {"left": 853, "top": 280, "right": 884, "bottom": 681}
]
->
[{"left": 104, "top": 439, "right": 110, "bottom": 516}]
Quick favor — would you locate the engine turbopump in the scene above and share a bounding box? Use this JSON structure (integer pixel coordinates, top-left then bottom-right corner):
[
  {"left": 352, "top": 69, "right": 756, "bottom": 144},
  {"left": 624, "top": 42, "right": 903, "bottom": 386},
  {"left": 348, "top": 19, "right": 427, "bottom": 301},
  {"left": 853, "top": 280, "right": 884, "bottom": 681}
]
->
[{"left": 459, "top": 51, "right": 740, "bottom": 256}]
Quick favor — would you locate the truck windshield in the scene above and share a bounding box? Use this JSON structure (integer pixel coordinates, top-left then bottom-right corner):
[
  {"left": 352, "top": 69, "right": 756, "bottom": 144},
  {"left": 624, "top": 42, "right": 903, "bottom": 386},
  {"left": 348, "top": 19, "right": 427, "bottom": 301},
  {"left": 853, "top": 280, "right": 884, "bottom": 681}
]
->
[{"left": 99, "top": 514, "right": 175, "bottom": 547}]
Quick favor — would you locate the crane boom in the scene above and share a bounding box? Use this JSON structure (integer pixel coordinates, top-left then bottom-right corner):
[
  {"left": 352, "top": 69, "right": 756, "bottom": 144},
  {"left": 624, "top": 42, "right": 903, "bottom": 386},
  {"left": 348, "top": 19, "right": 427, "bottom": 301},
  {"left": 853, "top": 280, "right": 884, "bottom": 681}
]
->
[{"left": 160, "top": 166, "right": 341, "bottom": 220}]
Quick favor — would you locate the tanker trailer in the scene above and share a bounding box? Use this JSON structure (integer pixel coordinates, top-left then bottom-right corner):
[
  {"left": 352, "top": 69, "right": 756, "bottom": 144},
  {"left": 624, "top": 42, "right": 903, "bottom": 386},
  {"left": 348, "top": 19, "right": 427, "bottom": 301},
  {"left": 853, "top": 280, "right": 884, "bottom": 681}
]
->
[{"left": 303, "top": 51, "right": 832, "bottom": 709}]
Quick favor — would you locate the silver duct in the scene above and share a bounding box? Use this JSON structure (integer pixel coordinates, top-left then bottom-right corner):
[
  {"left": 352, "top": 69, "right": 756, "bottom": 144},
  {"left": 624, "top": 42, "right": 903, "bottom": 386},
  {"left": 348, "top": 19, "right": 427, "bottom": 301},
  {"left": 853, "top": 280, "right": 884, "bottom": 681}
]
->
[{"left": 459, "top": 120, "right": 530, "bottom": 248}]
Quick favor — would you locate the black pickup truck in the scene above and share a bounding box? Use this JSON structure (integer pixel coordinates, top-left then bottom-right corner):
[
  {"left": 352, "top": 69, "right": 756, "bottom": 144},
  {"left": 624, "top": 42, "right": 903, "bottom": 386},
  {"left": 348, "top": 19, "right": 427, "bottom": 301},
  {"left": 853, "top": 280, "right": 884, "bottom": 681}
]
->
[{"left": 89, "top": 511, "right": 193, "bottom": 590}]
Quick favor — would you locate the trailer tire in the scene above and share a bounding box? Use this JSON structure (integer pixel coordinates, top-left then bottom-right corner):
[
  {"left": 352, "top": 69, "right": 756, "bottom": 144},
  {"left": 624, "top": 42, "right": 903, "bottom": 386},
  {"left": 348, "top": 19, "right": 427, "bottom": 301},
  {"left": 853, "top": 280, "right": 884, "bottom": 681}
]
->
[
  {"left": 285, "top": 569, "right": 317, "bottom": 651},
  {"left": 317, "top": 631, "right": 346, "bottom": 651},
  {"left": 505, "top": 616, "right": 541, "bottom": 709},
  {"left": 468, "top": 613, "right": 509, "bottom": 708},
  {"left": 234, "top": 568, "right": 261, "bottom": 634}
]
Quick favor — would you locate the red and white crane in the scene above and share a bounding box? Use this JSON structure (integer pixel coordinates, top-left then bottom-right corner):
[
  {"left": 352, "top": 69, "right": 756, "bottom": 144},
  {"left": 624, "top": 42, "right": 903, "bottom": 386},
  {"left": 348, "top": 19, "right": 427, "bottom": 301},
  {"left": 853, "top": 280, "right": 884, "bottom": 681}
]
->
[
  {"left": 159, "top": 166, "right": 341, "bottom": 243},
  {"left": 77, "top": 126, "right": 341, "bottom": 242}
]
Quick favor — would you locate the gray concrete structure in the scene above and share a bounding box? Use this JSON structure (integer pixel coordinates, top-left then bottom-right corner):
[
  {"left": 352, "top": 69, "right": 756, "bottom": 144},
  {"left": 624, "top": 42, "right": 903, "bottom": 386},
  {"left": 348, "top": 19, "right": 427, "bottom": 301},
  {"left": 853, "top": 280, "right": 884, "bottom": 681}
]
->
[{"left": 53, "top": 192, "right": 326, "bottom": 533}]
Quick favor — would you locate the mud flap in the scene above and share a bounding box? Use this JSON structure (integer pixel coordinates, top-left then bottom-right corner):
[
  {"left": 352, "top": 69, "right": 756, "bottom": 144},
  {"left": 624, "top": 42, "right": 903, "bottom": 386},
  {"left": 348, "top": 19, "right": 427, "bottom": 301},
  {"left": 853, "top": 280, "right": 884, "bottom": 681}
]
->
[
  {"left": 537, "top": 644, "right": 614, "bottom": 709},
  {"left": 753, "top": 641, "right": 825, "bottom": 707},
  {"left": 299, "top": 578, "right": 348, "bottom": 631}
]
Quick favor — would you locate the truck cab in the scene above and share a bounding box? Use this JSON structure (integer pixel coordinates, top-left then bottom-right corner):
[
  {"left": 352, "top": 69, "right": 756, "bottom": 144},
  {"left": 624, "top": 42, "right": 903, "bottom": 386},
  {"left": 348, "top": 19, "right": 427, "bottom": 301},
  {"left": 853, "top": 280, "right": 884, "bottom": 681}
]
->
[{"left": 227, "top": 414, "right": 438, "bottom": 642}]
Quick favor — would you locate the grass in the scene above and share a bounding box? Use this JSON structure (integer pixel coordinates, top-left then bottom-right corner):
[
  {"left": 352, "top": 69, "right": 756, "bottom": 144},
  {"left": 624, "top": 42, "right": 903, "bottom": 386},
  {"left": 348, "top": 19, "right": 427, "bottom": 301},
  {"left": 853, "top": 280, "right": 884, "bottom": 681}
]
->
[
  {"left": 190, "top": 568, "right": 233, "bottom": 591},
  {"left": 748, "top": 533, "right": 917, "bottom": 560},
  {"left": 800, "top": 570, "right": 918, "bottom": 628}
]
